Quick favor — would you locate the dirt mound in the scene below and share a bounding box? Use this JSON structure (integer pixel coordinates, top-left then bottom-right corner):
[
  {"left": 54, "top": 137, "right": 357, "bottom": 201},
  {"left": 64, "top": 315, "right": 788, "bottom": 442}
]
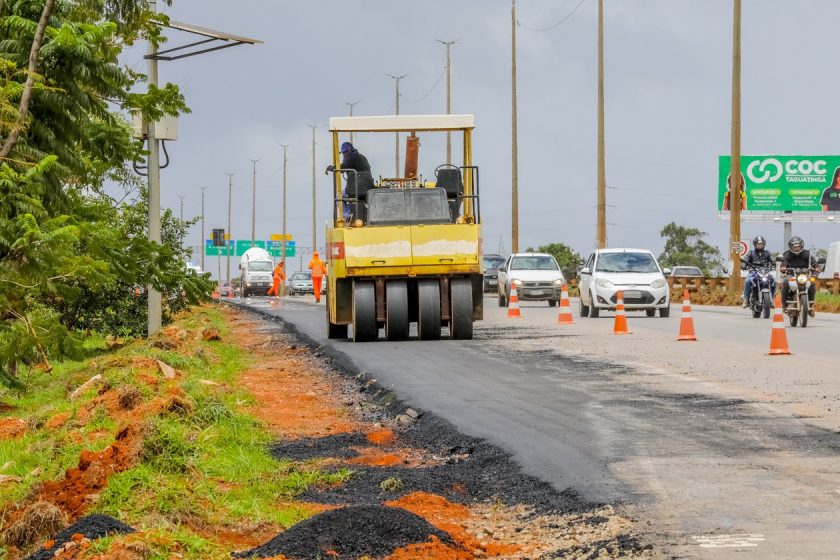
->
[
  {"left": 25, "top": 514, "right": 135, "bottom": 560},
  {"left": 231, "top": 505, "right": 454, "bottom": 559},
  {"left": 38, "top": 424, "right": 144, "bottom": 518},
  {"left": 270, "top": 432, "right": 368, "bottom": 461},
  {"left": 0, "top": 416, "right": 27, "bottom": 439},
  {"left": 2, "top": 501, "right": 66, "bottom": 549}
]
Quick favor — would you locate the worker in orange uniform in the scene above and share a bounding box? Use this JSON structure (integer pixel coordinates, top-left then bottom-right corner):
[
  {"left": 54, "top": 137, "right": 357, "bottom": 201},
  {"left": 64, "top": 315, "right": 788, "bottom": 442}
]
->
[
  {"left": 308, "top": 251, "right": 327, "bottom": 303},
  {"left": 266, "top": 261, "right": 286, "bottom": 297}
]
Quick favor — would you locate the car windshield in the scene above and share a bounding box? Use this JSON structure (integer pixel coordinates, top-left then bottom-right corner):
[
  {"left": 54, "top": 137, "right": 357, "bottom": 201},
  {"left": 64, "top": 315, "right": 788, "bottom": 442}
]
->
[
  {"left": 291, "top": 273, "right": 311, "bottom": 281},
  {"left": 510, "top": 256, "right": 559, "bottom": 271},
  {"left": 248, "top": 261, "right": 273, "bottom": 272},
  {"left": 595, "top": 252, "right": 659, "bottom": 273},
  {"left": 483, "top": 257, "right": 505, "bottom": 270}
]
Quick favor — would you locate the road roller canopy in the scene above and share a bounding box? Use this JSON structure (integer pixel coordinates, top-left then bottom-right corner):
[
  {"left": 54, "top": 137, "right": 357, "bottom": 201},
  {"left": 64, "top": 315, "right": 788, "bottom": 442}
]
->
[{"left": 328, "top": 114, "right": 475, "bottom": 133}]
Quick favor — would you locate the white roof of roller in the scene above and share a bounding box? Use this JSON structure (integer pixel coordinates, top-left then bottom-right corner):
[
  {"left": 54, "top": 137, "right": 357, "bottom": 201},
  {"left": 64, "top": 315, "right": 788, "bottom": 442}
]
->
[{"left": 328, "top": 114, "right": 475, "bottom": 132}]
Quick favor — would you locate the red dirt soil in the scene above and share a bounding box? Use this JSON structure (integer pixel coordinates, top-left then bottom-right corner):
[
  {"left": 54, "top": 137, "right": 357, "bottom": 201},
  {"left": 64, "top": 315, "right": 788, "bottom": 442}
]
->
[
  {"left": 386, "top": 493, "right": 520, "bottom": 559},
  {"left": 0, "top": 417, "right": 27, "bottom": 440},
  {"left": 366, "top": 428, "right": 396, "bottom": 446}
]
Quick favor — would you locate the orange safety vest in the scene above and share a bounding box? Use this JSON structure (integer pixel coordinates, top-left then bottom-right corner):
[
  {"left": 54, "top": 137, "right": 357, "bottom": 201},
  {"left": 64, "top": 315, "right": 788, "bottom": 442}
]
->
[{"left": 309, "top": 258, "right": 327, "bottom": 278}]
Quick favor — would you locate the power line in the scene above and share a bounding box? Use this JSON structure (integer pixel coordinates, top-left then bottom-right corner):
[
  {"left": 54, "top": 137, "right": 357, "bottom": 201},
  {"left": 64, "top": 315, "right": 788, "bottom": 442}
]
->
[
  {"left": 411, "top": 66, "right": 446, "bottom": 104},
  {"left": 517, "top": 0, "right": 589, "bottom": 32}
]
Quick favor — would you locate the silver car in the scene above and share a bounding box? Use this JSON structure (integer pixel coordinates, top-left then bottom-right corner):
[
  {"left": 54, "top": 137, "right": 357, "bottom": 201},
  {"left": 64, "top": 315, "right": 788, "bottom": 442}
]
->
[
  {"left": 497, "top": 253, "right": 566, "bottom": 307},
  {"left": 288, "top": 272, "right": 313, "bottom": 296}
]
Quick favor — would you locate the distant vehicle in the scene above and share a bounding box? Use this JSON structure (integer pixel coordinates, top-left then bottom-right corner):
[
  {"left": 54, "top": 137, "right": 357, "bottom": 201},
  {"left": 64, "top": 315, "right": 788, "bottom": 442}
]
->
[
  {"left": 185, "top": 262, "right": 203, "bottom": 274},
  {"left": 497, "top": 253, "right": 565, "bottom": 307},
  {"left": 239, "top": 247, "right": 273, "bottom": 297},
  {"left": 578, "top": 248, "right": 671, "bottom": 318},
  {"left": 670, "top": 266, "right": 704, "bottom": 278},
  {"left": 288, "top": 272, "right": 313, "bottom": 296},
  {"left": 482, "top": 254, "right": 506, "bottom": 292},
  {"left": 219, "top": 281, "right": 233, "bottom": 297}
]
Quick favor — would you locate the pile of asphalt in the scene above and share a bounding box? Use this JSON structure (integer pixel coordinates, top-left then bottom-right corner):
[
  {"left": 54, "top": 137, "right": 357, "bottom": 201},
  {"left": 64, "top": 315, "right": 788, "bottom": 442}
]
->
[
  {"left": 232, "top": 504, "right": 453, "bottom": 559},
  {"left": 270, "top": 432, "right": 367, "bottom": 461},
  {"left": 26, "top": 514, "right": 134, "bottom": 560}
]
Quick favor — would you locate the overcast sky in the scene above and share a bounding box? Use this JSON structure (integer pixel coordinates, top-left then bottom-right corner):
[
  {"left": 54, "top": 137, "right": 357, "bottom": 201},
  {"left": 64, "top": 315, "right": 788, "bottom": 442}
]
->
[{"left": 134, "top": 0, "right": 840, "bottom": 276}]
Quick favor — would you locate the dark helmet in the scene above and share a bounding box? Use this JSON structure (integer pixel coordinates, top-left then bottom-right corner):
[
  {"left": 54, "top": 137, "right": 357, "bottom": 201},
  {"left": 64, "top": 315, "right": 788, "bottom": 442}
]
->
[
  {"left": 752, "top": 236, "right": 766, "bottom": 249},
  {"left": 788, "top": 236, "right": 804, "bottom": 255}
]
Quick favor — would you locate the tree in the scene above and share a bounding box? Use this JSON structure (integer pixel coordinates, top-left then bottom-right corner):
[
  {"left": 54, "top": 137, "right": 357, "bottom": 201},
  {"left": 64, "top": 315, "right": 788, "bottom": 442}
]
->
[
  {"left": 525, "top": 243, "right": 583, "bottom": 279},
  {"left": 658, "top": 222, "right": 723, "bottom": 275}
]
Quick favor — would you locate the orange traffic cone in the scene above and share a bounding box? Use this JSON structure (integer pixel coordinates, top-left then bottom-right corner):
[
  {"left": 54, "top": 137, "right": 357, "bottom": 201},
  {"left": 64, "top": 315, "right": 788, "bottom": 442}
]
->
[
  {"left": 676, "top": 289, "right": 697, "bottom": 341},
  {"left": 768, "top": 293, "right": 791, "bottom": 355},
  {"left": 612, "top": 291, "right": 630, "bottom": 335},
  {"left": 507, "top": 286, "right": 522, "bottom": 318},
  {"left": 557, "top": 283, "right": 574, "bottom": 324}
]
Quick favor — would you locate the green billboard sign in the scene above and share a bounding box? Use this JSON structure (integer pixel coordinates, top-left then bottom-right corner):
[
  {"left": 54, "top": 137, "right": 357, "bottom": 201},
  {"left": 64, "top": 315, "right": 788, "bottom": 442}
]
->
[
  {"left": 718, "top": 155, "right": 840, "bottom": 212},
  {"left": 205, "top": 240, "right": 295, "bottom": 257}
]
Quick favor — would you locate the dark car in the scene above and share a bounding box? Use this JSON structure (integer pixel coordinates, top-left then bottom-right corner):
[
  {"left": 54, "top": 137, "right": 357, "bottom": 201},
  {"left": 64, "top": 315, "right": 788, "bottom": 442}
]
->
[
  {"left": 670, "top": 266, "right": 704, "bottom": 278},
  {"left": 482, "top": 254, "right": 507, "bottom": 292}
]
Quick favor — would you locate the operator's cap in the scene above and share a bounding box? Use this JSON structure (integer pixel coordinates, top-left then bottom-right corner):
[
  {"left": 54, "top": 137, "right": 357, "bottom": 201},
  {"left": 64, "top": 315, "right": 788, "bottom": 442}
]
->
[{"left": 340, "top": 142, "right": 353, "bottom": 153}]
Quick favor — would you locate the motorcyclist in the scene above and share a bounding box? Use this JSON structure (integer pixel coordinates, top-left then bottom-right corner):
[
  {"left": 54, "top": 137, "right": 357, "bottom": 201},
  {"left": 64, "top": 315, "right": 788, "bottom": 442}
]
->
[
  {"left": 741, "top": 235, "right": 775, "bottom": 308},
  {"left": 780, "top": 236, "right": 820, "bottom": 317}
]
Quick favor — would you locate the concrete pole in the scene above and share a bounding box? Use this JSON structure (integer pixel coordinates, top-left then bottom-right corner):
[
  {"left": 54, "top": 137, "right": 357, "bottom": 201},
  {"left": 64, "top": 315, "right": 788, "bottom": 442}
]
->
[
  {"left": 307, "top": 124, "right": 322, "bottom": 253},
  {"left": 199, "top": 187, "right": 207, "bottom": 272},
  {"left": 437, "top": 40, "right": 457, "bottom": 165},
  {"left": 344, "top": 101, "right": 359, "bottom": 144},
  {"left": 596, "top": 0, "right": 607, "bottom": 249},
  {"left": 728, "top": 0, "right": 743, "bottom": 293},
  {"left": 387, "top": 74, "right": 406, "bottom": 176},
  {"left": 249, "top": 158, "right": 259, "bottom": 245},
  {"left": 145, "top": 0, "right": 161, "bottom": 336},
  {"left": 279, "top": 143, "right": 291, "bottom": 270},
  {"left": 511, "top": 1, "right": 519, "bottom": 253},
  {"left": 177, "top": 194, "right": 186, "bottom": 251},
  {"left": 225, "top": 172, "right": 233, "bottom": 283}
]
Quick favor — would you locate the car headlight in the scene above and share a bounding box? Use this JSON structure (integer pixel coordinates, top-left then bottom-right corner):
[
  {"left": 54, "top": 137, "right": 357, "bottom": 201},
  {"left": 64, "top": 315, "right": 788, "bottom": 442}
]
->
[
  {"left": 553, "top": 279, "right": 564, "bottom": 286},
  {"left": 595, "top": 278, "right": 614, "bottom": 289},
  {"left": 650, "top": 278, "right": 666, "bottom": 289},
  {"left": 511, "top": 279, "right": 522, "bottom": 287}
]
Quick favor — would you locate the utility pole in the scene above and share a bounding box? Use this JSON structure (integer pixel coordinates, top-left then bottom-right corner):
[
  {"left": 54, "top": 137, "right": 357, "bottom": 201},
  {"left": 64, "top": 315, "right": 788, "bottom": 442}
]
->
[
  {"left": 387, "top": 73, "right": 406, "bottom": 176},
  {"left": 728, "top": 0, "right": 743, "bottom": 293},
  {"left": 437, "top": 39, "right": 458, "bottom": 165},
  {"left": 511, "top": 1, "right": 519, "bottom": 253},
  {"left": 177, "top": 194, "right": 186, "bottom": 251},
  {"left": 596, "top": 0, "right": 607, "bottom": 249},
  {"left": 225, "top": 172, "right": 233, "bottom": 283},
  {"left": 279, "top": 143, "right": 291, "bottom": 270},
  {"left": 249, "top": 158, "right": 259, "bottom": 245},
  {"left": 307, "top": 124, "right": 322, "bottom": 253},
  {"left": 199, "top": 187, "right": 208, "bottom": 272},
  {"left": 344, "top": 100, "right": 360, "bottom": 143},
  {"left": 145, "top": 0, "right": 162, "bottom": 336}
]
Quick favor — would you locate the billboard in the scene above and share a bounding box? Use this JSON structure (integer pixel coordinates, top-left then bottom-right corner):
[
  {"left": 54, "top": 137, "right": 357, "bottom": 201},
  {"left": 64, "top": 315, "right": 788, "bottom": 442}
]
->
[{"left": 718, "top": 155, "right": 840, "bottom": 212}]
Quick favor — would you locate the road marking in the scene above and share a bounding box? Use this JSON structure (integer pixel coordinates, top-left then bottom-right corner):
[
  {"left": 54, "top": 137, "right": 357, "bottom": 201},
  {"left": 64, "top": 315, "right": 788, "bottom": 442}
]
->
[{"left": 692, "top": 534, "right": 765, "bottom": 548}]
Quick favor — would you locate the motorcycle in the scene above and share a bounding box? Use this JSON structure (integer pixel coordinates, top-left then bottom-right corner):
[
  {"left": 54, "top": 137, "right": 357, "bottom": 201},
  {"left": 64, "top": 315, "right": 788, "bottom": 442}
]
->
[
  {"left": 741, "top": 261, "right": 775, "bottom": 319},
  {"left": 781, "top": 267, "right": 817, "bottom": 328}
]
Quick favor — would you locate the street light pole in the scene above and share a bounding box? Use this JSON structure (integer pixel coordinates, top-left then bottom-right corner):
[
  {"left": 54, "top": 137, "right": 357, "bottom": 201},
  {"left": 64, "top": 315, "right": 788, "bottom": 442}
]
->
[
  {"left": 728, "top": 0, "right": 743, "bottom": 293},
  {"left": 596, "top": 0, "right": 607, "bottom": 249},
  {"left": 225, "top": 172, "right": 233, "bottom": 283},
  {"left": 344, "top": 100, "right": 359, "bottom": 144},
  {"left": 177, "top": 194, "right": 186, "bottom": 251},
  {"left": 437, "top": 39, "right": 458, "bottom": 165},
  {"left": 199, "top": 186, "right": 207, "bottom": 272},
  {"left": 307, "top": 124, "right": 322, "bottom": 254},
  {"left": 145, "top": 0, "right": 162, "bottom": 336},
  {"left": 511, "top": 1, "right": 519, "bottom": 253},
  {"left": 387, "top": 73, "right": 406, "bottom": 177},
  {"left": 279, "top": 143, "right": 291, "bottom": 270},
  {"left": 249, "top": 158, "right": 259, "bottom": 245}
]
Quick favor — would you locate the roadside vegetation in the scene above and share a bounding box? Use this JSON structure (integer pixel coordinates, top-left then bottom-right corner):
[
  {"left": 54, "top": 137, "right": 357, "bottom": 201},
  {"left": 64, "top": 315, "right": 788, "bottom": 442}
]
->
[
  {"left": 0, "top": 1, "right": 212, "bottom": 392},
  {"left": 0, "top": 305, "right": 349, "bottom": 559}
]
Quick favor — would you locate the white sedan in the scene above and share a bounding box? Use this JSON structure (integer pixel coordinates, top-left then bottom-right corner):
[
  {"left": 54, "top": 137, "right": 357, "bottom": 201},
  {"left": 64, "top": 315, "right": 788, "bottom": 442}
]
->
[
  {"left": 497, "top": 253, "right": 566, "bottom": 307},
  {"left": 578, "top": 248, "right": 671, "bottom": 317}
]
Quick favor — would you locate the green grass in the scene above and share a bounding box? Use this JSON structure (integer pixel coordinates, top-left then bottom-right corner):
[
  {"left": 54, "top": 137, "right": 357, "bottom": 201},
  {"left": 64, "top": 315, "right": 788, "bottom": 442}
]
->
[{"left": 1, "top": 306, "right": 352, "bottom": 559}]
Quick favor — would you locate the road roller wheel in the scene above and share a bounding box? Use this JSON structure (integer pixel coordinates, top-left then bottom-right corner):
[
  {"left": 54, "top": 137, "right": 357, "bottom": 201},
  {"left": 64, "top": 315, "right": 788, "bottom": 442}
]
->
[
  {"left": 417, "top": 279, "right": 442, "bottom": 341},
  {"left": 450, "top": 277, "right": 474, "bottom": 340},
  {"left": 352, "top": 280, "right": 377, "bottom": 342},
  {"left": 385, "top": 280, "right": 409, "bottom": 341}
]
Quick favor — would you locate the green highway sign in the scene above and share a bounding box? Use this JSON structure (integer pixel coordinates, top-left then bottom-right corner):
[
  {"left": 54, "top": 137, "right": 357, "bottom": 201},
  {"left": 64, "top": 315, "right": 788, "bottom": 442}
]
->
[
  {"left": 719, "top": 155, "right": 840, "bottom": 213},
  {"left": 205, "top": 239, "right": 295, "bottom": 257}
]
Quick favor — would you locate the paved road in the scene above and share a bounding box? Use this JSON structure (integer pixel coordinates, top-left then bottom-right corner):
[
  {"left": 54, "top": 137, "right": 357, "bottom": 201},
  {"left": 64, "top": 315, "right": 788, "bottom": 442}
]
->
[{"left": 237, "top": 295, "right": 840, "bottom": 559}]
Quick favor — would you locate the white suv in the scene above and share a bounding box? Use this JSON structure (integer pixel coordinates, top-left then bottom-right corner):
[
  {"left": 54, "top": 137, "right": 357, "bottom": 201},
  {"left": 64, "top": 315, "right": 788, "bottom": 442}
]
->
[
  {"left": 578, "top": 248, "right": 671, "bottom": 318},
  {"left": 497, "top": 253, "right": 566, "bottom": 307}
]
